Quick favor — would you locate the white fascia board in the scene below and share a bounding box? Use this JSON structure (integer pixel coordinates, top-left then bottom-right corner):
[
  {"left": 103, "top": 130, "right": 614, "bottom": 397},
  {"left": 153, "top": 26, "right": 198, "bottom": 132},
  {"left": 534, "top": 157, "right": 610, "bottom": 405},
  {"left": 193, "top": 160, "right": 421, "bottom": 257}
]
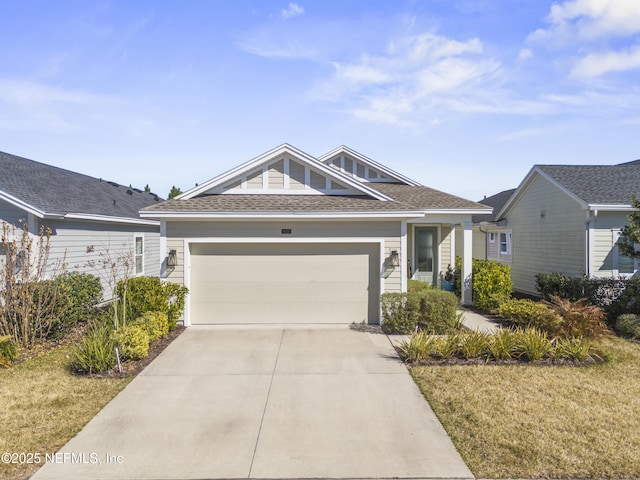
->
[
  {"left": 497, "top": 166, "right": 587, "bottom": 219},
  {"left": 139, "top": 210, "right": 425, "bottom": 220},
  {"left": 0, "top": 190, "right": 45, "bottom": 218},
  {"left": 64, "top": 213, "right": 160, "bottom": 226},
  {"left": 588, "top": 204, "right": 634, "bottom": 212},
  {"left": 318, "top": 145, "right": 422, "bottom": 186},
  {"left": 177, "top": 144, "right": 393, "bottom": 202}
]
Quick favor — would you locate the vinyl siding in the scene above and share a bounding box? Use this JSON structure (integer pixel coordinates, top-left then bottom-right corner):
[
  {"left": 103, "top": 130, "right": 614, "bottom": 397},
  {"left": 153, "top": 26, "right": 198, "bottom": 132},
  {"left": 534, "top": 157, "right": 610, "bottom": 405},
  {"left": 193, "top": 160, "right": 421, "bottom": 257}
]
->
[
  {"left": 504, "top": 174, "right": 585, "bottom": 295},
  {"left": 289, "top": 161, "right": 305, "bottom": 189},
  {"left": 165, "top": 220, "right": 403, "bottom": 293},
  {"left": 0, "top": 199, "right": 26, "bottom": 227},
  {"left": 40, "top": 219, "right": 160, "bottom": 299},
  {"left": 592, "top": 212, "right": 631, "bottom": 276},
  {"left": 268, "top": 160, "right": 285, "bottom": 189}
]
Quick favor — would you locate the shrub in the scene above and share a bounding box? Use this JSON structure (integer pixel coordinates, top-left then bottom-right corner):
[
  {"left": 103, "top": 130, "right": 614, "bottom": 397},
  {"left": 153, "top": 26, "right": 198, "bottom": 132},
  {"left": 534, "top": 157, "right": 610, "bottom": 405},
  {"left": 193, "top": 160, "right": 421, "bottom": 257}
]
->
[
  {"left": 396, "top": 331, "right": 437, "bottom": 362},
  {"left": 498, "top": 298, "right": 563, "bottom": 333},
  {"left": 616, "top": 313, "right": 640, "bottom": 338},
  {"left": 544, "top": 295, "right": 610, "bottom": 339},
  {"left": 553, "top": 338, "right": 595, "bottom": 362},
  {"left": 408, "top": 280, "right": 433, "bottom": 293},
  {"left": 72, "top": 323, "right": 116, "bottom": 374},
  {"left": 415, "top": 290, "right": 459, "bottom": 334},
  {"left": 472, "top": 260, "right": 513, "bottom": 312},
  {"left": 514, "top": 328, "right": 554, "bottom": 361},
  {"left": 381, "top": 293, "right": 419, "bottom": 334},
  {"left": 460, "top": 330, "right": 490, "bottom": 359},
  {"left": 117, "top": 276, "right": 188, "bottom": 328},
  {"left": 0, "top": 335, "right": 18, "bottom": 367},
  {"left": 487, "top": 329, "right": 518, "bottom": 360},
  {"left": 433, "top": 332, "right": 463, "bottom": 358},
  {"left": 112, "top": 324, "right": 150, "bottom": 361},
  {"left": 133, "top": 311, "right": 169, "bottom": 342},
  {"left": 49, "top": 272, "right": 103, "bottom": 340}
]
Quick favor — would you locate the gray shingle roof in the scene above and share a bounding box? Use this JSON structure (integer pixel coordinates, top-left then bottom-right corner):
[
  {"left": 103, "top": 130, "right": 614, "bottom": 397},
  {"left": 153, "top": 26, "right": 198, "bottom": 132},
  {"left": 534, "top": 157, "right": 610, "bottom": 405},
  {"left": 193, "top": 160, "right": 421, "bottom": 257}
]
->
[
  {"left": 142, "top": 182, "right": 488, "bottom": 214},
  {"left": 537, "top": 164, "right": 640, "bottom": 205},
  {"left": 472, "top": 188, "right": 516, "bottom": 223},
  {"left": 0, "top": 151, "right": 163, "bottom": 219}
]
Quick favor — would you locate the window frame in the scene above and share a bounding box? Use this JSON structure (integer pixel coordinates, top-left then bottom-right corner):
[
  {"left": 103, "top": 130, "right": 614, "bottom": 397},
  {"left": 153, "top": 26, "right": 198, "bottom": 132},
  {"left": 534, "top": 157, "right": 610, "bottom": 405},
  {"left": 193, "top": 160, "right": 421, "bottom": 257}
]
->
[
  {"left": 613, "top": 229, "right": 638, "bottom": 277},
  {"left": 499, "top": 231, "right": 512, "bottom": 256},
  {"left": 134, "top": 234, "right": 144, "bottom": 276}
]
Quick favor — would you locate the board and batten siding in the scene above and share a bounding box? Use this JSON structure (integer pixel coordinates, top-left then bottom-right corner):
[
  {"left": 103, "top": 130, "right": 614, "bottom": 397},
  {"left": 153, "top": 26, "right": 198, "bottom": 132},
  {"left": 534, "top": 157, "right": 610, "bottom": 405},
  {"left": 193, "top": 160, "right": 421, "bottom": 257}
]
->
[
  {"left": 40, "top": 219, "right": 160, "bottom": 299},
  {"left": 505, "top": 174, "right": 586, "bottom": 295},
  {"left": 164, "top": 220, "right": 403, "bottom": 293},
  {"left": 592, "top": 212, "right": 631, "bottom": 276}
]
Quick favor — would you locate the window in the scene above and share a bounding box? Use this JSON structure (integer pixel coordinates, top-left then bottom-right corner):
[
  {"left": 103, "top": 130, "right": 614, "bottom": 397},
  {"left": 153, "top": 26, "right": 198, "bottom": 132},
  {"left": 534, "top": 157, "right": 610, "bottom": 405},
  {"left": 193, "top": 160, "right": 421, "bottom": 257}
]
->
[
  {"left": 613, "top": 230, "right": 637, "bottom": 276},
  {"left": 135, "top": 236, "right": 144, "bottom": 275},
  {"left": 500, "top": 232, "right": 512, "bottom": 256},
  {"left": 489, "top": 232, "right": 496, "bottom": 243}
]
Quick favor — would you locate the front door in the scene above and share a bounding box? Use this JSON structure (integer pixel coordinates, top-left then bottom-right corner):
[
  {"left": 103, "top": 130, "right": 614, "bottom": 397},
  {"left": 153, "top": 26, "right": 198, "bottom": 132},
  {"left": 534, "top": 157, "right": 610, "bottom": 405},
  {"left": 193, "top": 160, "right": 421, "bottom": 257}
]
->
[{"left": 414, "top": 227, "right": 438, "bottom": 285}]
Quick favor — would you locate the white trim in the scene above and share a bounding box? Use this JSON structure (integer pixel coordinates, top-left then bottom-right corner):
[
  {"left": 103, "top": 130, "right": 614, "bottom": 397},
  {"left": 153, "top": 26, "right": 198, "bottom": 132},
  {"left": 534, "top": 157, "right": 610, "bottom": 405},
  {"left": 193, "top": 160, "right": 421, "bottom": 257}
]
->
[
  {"left": 400, "top": 220, "right": 408, "bottom": 293},
  {"left": 283, "top": 158, "right": 290, "bottom": 189},
  {"left": 65, "top": 213, "right": 160, "bottom": 226},
  {"left": 462, "top": 222, "right": 473, "bottom": 305},
  {"left": 586, "top": 213, "right": 594, "bottom": 276},
  {"left": 0, "top": 190, "right": 46, "bottom": 218},
  {"left": 181, "top": 236, "right": 386, "bottom": 327},
  {"left": 588, "top": 204, "right": 635, "bottom": 211},
  {"left": 410, "top": 224, "right": 440, "bottom": 285},
  {"left": 160, "top": 220, "right": 167, "bottom": 279},
  {"left": 212, "top": 188, "right": 363, "bottom": 196},
  {"left": 499, "top": 230, "right": 512, "bottom": 256},
  {"left": 27, "top": 213, "right": 38, "bottom": 235},
  {"left": 134, "top": 234, "right": 145, "bottom": 276},
  {"left": 176, "top": 144, "right": 393, "bottom": 202},
  {"left": 140, "top": 211, "right": 427, "bottom": 219},
  {"left": 318, "top": 146, "right": 422, "bottom": 186}
]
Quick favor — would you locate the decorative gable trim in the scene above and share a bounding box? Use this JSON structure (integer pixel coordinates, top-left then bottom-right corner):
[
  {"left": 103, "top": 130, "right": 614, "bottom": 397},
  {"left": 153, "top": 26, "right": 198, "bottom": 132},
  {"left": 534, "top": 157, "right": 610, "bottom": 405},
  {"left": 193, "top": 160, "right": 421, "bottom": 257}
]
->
[
  {"left": 177, "top": 144, "right": 393, "bottom": 201},
  {"left": 318, "top": 146, "right": 421, "bottom": 186}
]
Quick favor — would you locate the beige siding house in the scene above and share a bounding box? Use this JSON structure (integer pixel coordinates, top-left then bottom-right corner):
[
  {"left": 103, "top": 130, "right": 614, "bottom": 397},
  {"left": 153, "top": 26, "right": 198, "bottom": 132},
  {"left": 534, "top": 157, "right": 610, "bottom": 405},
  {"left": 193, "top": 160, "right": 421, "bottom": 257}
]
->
[
  {"left": 0, "top": 151, "right": 162, "bottom": 298},
  {"left": 141, "top": 144, "right": 490, "bottom": 326},
  {"left": 472, "top": 162, "right": 640, "bottom": 295}
]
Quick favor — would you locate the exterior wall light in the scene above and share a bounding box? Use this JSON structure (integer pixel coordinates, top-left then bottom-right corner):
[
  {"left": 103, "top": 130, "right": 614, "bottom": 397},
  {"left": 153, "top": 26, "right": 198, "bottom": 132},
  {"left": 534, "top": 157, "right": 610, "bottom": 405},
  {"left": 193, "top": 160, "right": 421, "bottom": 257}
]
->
[
  {"left": 167, "top": 249, "right": 178, "bottom": 267},
  {"left": 390, "top": 250, "right": 400, "bottom": 267}
]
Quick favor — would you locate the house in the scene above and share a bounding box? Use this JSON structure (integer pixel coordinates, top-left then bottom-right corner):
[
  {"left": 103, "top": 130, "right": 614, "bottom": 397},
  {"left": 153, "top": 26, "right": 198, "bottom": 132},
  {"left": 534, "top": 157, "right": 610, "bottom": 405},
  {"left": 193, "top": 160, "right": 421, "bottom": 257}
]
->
[
  {"left": 471, "top": 161, "right": 640, "bottom": 295},
  {"left": 0, "top": 151, "right": 162, "bottom": 298},
  {"left": 140, "top": 144, "right": 491, "bottom": 326}
]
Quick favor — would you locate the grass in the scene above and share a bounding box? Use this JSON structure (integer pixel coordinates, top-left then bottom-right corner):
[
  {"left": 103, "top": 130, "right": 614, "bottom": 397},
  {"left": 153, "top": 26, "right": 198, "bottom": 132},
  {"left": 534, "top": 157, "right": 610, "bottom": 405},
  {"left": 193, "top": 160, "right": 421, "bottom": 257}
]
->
[
  {"left": 0, "top": 345, "right": 131, "bottom": 480},
  {"left": 410, "top": 336, "right": 640, "bottom": 478}
]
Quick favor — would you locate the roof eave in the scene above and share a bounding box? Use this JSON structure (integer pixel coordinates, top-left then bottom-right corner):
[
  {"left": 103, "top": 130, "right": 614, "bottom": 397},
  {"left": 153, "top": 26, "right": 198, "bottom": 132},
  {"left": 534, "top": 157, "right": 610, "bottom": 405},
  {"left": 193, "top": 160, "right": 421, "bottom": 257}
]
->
[{"left": 0, "top": 190, "right": 46, "bottom": 218}]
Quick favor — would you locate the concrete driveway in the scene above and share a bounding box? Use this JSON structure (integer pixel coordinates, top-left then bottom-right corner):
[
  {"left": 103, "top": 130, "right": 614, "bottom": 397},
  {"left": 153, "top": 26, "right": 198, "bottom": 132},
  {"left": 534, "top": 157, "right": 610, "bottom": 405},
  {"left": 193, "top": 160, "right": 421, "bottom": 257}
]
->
[{"left": 33, "top": 327, "right": 473, "bottom": 480}]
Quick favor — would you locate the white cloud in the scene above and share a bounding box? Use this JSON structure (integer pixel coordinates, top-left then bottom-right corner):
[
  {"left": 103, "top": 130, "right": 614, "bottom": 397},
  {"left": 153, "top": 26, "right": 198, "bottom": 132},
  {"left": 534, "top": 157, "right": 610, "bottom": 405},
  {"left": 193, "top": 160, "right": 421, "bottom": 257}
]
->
[
  {"left": 531, "top": 0, "right": 640, "bottom": 41},
  {"left": 281, "top": 2, "right": 304, "bottom": 20},
  {"left": 517, "top": 48, "right": 533, "bottom": 62},
  {"left": 0, "top": 78, "right": 109, "bottom": 106},
  {"left": 572, "top": 45, "right": 640, "bottom": 77}
]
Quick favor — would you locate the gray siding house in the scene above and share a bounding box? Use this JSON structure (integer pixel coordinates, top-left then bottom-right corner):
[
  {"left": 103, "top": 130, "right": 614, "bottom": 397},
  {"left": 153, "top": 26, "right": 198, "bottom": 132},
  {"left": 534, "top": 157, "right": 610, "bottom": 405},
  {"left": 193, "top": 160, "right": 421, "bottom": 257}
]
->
[
  {"left": 0, "top": 151, "right": 162, "bottom": 298},
  {"left": 141, "top": 144, "right": 491, "bottom": 326},
  {"left": 471, "top": 161, "right": 640, "bottom": 295}
]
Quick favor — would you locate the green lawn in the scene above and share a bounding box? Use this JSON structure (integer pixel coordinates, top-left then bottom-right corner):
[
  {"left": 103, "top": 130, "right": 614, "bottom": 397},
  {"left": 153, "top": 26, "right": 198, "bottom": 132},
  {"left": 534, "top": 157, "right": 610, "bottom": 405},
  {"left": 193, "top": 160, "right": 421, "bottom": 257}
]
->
[
  {"left": 0, "top": 345, "right": 131, "bottom": 480},
  {"left": 410, "top": 336, "right": 640, "bottom": 478}
]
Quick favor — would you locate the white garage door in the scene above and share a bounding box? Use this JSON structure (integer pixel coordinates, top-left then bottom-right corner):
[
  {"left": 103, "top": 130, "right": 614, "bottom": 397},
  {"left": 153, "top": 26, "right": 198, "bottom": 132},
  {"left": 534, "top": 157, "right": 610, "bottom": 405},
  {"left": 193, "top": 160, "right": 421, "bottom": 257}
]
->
[{"left": 188, "top": 243, "right": 379, "bottom": 325}]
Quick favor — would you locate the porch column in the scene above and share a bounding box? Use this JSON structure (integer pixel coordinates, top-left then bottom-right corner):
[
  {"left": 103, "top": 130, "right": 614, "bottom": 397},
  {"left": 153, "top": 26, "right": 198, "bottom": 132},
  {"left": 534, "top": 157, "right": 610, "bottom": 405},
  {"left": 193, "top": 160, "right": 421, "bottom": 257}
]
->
[
  {"left": 462, "top": 221, "right": 473, "bottom": 305},
  {"left": 400, "top": 220, "right": 408, "bottom": 292},
  {"left": 160, "top": 220, "right": 167, "bottom": 279}
]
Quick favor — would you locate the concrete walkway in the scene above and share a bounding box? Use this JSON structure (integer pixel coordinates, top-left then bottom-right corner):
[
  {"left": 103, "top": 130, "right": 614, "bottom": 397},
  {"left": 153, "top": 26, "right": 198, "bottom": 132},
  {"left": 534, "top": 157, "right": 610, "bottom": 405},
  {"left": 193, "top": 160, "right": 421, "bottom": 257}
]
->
[
  {"left": 459, "top": 308, "right": 501, "bottom": 333},
  {"left": 32, "top": 327, "right": 473, "bottom": 480}
]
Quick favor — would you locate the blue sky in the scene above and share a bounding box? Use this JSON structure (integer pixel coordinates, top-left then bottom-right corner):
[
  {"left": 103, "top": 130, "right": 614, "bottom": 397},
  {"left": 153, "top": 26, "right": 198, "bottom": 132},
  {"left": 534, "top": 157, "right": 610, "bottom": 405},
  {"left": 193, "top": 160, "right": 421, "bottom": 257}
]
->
[{"left": 1, "top": 0, "right": 639, "bottom": 201}]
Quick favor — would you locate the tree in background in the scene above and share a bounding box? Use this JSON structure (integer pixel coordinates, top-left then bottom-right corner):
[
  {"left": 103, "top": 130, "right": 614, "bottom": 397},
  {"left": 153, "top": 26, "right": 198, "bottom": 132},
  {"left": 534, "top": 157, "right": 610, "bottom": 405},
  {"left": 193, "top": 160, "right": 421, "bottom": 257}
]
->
[
  {"left": 168, "top": 186, "right": 182, "bottom": 199},
  {"left": 144, "top": 184, "right": 151, "bottom": 193},
  {"left": 619, "top": 194, "right": 640, "bottom": 260}
]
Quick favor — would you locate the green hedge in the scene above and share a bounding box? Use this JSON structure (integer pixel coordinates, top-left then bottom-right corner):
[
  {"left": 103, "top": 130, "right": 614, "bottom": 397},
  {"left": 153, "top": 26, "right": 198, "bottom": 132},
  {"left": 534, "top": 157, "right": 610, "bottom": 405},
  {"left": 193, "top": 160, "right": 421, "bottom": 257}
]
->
[
  {"left": 49, "top": 272, "right": 103, "bottom": 339},
  {"left": 381, "top": 290, "right": 458, "bottom": 334},
  {"left": 535, "top": 273, "right": 640, "bottom": 320},
  {"left": 117, "top": 276, "right": 188, "bottom": 327},
  {"left": 472, "top": 259, "right": 513, "bottom": 312}
]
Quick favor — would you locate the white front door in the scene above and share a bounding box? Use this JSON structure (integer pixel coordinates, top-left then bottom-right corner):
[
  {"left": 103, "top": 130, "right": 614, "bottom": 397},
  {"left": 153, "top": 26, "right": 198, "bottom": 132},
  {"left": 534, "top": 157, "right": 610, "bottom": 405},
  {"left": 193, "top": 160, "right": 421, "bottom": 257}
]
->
[{"left": 413, "top": 227, "right": 437, "bottom": 285}]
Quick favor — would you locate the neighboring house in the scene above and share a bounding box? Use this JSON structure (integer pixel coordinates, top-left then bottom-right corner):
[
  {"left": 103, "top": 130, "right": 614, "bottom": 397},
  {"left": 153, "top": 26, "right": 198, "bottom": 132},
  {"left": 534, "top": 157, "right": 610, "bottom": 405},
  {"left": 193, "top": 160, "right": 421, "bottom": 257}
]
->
[
  {"left": 141, "top": 144, "right": 491, "bottom": 326},
  {"left": 471, "top": 161, "right": 640, "bottom": 295},
  {"left": 0, "top": 151, "right": 162, "bottom": 298}
]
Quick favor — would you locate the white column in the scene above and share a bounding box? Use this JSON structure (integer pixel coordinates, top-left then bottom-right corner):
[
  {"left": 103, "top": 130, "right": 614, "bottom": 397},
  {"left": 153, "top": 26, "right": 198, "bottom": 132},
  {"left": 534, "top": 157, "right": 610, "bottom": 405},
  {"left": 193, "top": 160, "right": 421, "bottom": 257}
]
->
[
  {"left": 400, "top": 220, "right": 408, "bottom": 292},
  {"left": 462, "top": 221, "right": 473, "bottom": 305},
  {"left": 160, "top": 220, "right": 167, "bottom": 279}
]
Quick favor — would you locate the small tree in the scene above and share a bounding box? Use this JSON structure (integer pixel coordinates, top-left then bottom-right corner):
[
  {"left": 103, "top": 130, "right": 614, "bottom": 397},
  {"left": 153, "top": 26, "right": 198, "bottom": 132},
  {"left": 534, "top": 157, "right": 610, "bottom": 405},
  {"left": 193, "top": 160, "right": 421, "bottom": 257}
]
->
[
  {"left": 619, "top": 194, "right": 640, "bottom": 260},
  {"left": 144, "top": 184, "right": 151, "bottom": 193},
  {"left": 0, "top": 222, "right": 67, "bottom": 346},
  {"left": 167, "top": 186, "right": 182, "bottom": 199}
]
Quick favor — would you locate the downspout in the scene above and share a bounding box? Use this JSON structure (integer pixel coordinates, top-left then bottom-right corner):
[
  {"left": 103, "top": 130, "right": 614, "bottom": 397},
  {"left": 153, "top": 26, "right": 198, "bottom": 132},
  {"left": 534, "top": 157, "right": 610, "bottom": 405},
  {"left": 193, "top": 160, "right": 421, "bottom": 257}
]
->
[{"left": 585, "top": 210, "right": 597, "bottom": 276}]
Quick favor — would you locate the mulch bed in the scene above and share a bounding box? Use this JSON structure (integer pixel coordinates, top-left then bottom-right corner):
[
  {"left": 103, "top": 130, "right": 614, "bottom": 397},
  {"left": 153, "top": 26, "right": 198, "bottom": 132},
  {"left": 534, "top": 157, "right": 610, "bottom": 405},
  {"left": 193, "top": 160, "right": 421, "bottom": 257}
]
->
[{"left": 89, "top": 324, "right": 185, "bottom": 378}]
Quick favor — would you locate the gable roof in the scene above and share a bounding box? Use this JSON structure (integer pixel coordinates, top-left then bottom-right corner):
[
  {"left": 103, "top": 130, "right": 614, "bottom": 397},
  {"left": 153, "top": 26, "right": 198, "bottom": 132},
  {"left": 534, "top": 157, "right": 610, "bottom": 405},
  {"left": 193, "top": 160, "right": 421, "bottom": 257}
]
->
[
  {"left": 141, "top": 144, "right": 490, "bottom": 219},
  {"left": 472, "top": 188, "right": 516, "bottom": 223},
  {"left": 318, "top": 145, "right": 421, "bottom": 186},
  {"left": 177, "top": 143, "right": 392, "bottom": 201},
  {"left": 499, "top": 162, "right": 640, "bottom": 218},
  {"left": 0, "top": 151, "right": 162, "bottom": 225}
]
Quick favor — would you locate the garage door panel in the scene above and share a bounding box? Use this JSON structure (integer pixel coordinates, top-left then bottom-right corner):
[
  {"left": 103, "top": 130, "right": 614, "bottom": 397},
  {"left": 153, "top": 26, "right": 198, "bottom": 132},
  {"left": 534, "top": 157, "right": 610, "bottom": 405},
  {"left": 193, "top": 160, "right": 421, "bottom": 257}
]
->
[{"left": 189, "top": 243, "right": 379, "bottom": 325}]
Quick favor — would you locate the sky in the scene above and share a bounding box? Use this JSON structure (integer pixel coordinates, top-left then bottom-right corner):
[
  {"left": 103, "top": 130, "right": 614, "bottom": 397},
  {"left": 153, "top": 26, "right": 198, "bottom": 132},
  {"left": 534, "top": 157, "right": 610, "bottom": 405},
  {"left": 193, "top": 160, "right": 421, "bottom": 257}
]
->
[{"left": 1, "top": 0, "right": 639, "bottom": 201}]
